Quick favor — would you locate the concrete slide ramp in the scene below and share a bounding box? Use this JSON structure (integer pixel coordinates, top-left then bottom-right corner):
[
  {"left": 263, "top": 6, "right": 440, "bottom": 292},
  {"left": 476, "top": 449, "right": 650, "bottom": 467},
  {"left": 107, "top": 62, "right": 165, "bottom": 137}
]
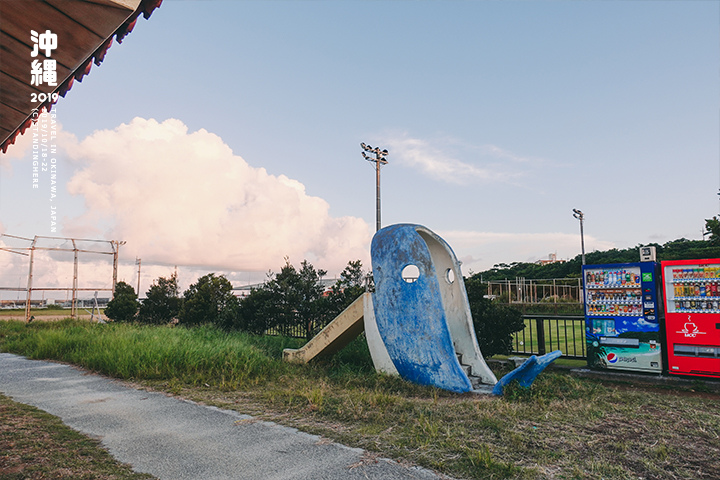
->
[{"left": 283, "top": 294, "right": 365, "bottom": 364}]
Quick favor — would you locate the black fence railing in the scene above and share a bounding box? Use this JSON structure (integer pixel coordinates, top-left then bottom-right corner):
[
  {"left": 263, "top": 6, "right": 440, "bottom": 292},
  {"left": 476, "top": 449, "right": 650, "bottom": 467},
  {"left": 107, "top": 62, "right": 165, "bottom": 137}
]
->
[
  {"left": 266, "top": 313, "right": 589, "bottom": 360},
  {"left": 265, "top": 323, "right": 311, "bottom": 340},
  {"left": 512, "top": 315, "right": 586, "bottom": 359}
]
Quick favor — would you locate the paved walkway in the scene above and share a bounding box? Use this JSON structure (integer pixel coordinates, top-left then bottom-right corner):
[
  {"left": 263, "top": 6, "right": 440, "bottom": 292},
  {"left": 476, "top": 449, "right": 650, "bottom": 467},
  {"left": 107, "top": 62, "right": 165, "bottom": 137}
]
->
[{"left": 0, "top": 353, "right": 450, "bottom": 480}]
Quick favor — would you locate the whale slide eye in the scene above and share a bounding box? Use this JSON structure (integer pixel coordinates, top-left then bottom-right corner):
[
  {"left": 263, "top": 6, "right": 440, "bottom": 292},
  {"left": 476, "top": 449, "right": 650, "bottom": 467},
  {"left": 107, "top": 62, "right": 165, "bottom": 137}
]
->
[{"left": 402, "top": 264, "right": 420, "bottom": 283}]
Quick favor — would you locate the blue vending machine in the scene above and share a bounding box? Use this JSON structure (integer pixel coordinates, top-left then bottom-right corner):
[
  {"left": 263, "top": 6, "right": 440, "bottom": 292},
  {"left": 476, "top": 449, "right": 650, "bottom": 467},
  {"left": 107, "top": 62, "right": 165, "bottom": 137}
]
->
[{"left": 583, "top": 262, "right": 663, "bottom": 373}]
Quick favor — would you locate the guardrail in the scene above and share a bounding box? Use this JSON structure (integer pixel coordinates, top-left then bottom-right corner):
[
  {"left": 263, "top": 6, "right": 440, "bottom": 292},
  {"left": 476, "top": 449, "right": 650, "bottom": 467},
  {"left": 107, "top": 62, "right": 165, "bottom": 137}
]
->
[{"left": 513, "top": 315, "right": 586, "bottom": 359}]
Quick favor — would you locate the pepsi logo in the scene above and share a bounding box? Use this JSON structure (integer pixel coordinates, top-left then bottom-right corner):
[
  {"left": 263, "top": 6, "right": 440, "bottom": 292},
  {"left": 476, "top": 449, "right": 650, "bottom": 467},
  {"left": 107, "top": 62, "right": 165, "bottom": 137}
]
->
[{"left": 607, "top": 353, "right": 618, "bottom": 364}]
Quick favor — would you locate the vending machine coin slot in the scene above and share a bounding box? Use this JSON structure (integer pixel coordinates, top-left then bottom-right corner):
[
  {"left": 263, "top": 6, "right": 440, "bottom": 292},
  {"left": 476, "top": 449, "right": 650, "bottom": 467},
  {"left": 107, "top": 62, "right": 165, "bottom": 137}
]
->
[
  {"left": 674, "top": 345, "right": 696, "bottom": 356},
  {"left": 672, "top": 345, "right": 720, "bottom": 357},
  {"left": 697, "top": 347, "right": 717, "bottom": 358},
  {"left": 600, "top": 337, "right": 640, "bottom": 348}
]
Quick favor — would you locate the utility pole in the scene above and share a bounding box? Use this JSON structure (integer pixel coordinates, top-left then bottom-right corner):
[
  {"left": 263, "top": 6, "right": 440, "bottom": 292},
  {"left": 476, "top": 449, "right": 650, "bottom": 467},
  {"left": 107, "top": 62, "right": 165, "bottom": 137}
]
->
[
  {"left": 71, "top": 239, "right": 78, "bottom": 319},
  {"left": 361, "top": 143, "right": 389, "bottom": 232},
  {"left": 573, "top": 209, "right": 586, "bottom": 265},
  {"left": 110, "top": 240, "right": 126, "bottom": 296},
  {"left": 136, "top": 257, "right": 142, "bottom": 297},
  {"left": 25, "top": 237, "right": 37, "bottom": 322}
]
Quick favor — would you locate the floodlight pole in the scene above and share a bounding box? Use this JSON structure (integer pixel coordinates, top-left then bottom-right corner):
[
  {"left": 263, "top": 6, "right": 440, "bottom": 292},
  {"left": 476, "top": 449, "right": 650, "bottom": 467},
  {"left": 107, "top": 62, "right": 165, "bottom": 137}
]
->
[
  {"left": 573, "top": 209, "right": 586, "bottom": 265},
  {"left": 361, "top": 143, "right": 389, "bottom": 232}
]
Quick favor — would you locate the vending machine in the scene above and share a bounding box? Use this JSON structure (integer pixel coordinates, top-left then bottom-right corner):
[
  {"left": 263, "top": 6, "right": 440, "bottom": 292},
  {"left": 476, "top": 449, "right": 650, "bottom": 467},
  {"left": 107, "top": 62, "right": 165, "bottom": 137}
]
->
[
  {"left": 661, "top": 259, "right": 720, "bottom": 379},
  {"left": 583, "top": 262, "right": 663, "bottom": 373}
]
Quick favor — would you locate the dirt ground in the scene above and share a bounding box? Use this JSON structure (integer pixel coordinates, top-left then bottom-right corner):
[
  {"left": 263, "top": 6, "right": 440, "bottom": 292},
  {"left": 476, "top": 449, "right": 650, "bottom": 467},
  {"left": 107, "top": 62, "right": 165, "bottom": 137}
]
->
[{"left": 0, "top": 313, "right": 102, "bottom": 322}]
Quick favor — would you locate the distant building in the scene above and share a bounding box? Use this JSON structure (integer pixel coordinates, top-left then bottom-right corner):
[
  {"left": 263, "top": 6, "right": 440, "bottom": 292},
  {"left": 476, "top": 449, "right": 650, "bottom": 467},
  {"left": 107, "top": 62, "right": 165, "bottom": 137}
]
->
[
  {"left": 233, "top": 278, "right": 340, "bottom": 299},
  {"left": 535, "top": 253, "right": 566, "bottom": 266},
  {"left": 1, "top": 299, "right": 46, "bottom": 308}
]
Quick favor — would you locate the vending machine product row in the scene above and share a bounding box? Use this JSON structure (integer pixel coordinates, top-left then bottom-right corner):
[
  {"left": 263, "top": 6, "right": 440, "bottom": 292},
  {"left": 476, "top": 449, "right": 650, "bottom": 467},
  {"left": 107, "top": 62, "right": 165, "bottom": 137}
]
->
[{"left": 583, "top": 262, "right": 663, "bottom": 373}]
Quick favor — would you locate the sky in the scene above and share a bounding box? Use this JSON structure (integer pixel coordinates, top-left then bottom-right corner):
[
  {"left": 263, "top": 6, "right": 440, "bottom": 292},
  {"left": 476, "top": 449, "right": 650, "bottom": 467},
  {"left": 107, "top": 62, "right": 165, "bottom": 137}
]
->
[{"left": 1, "top": 0, "right": 719, "bottom": 299}]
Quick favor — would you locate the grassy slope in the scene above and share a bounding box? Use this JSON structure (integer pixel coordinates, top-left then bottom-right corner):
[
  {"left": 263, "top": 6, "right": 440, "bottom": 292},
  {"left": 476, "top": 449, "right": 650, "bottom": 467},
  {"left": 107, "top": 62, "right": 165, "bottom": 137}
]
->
[
  {"left": 0, "top": 319, "right": 719, "bottom": 480},
  {"left": 0, "top": 393, "right": 153, "bottom": 479}
]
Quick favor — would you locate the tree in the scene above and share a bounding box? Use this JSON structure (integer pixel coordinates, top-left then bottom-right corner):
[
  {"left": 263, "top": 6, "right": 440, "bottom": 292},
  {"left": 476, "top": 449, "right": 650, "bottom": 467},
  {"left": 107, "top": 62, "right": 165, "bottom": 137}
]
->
[
  {"left": 138, "top": 273, "right": 182, "bottom": 325},
  {"left": 219, "top": 287, "right": 274, "bottom": 334},
  {"left": 324, "top": 260, "right": 366, "bottom": 320},
  {"left": 705, "top": 217, "right": 720, "bottom": 246},
  {"left": 179, "top": 273, "right": 237, "bottom": 326},
  {"left": 104, "top": 281, "right": 139, "bottom": 322},
  {"left": 472, "top": 234, "right": 720, "bottom": 282},
  {"left": 264, "top": 259, "right": 327, "bottom": 339},
  {"left": 221, "top": 259, "right": 367, "bottom": 339},
  {"left": 223, "top": 258, "right": 329, "bottom": 339},
  {"left": 464, "top": 276, "right": 525, "bottom": 357}
]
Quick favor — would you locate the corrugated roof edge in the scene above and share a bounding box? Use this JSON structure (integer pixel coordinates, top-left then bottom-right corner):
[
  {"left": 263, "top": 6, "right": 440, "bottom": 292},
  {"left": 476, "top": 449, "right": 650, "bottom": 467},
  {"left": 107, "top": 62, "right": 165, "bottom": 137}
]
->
[{"left": 1, "top": 0, "right": 163, "bottom": 154}]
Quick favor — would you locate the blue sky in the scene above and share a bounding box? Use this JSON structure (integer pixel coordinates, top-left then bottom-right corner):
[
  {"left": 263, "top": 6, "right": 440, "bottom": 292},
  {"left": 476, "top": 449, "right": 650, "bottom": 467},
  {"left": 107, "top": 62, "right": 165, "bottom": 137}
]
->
[{"left": 1, "top": 0, "right": 718, "bottom": 294}]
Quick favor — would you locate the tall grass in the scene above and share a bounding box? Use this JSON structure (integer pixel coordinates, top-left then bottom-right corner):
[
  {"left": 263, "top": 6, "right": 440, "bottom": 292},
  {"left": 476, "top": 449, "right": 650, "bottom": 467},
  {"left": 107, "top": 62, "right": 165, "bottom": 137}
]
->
[
  {"left": 0, "top": 320, "right": 294, "bottom": 389},
  {"left": 2, "top": 319, "right": 719, "bottom": 480}
]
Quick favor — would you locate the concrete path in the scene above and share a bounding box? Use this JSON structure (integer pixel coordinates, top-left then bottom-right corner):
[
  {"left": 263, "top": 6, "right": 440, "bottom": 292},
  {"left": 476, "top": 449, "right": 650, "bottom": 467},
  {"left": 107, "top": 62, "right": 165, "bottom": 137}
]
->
[{"left": 0, "top": 353, "right": 450, "bottom": 480}]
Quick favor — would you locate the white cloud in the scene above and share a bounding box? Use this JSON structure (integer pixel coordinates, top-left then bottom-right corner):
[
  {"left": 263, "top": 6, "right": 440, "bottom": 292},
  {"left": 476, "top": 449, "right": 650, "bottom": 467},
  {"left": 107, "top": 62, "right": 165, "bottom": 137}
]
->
[
  {"left": 61, "top": 117, "right": 372, "bottom": 276},
  {"left": 440, "top": 230, "right": 615, "bottom": 275},
  {"left": 480, "top": 144, "right": 534, "bottom": 164},
  {"left": 380, "top": 134, "right": 547, "bottom": 185},
  {"left": 1, "top": 111, "right": 78, "bottom": 173},
  {"left": 383, "top": 136, "right": 504, "bottom": 184}
]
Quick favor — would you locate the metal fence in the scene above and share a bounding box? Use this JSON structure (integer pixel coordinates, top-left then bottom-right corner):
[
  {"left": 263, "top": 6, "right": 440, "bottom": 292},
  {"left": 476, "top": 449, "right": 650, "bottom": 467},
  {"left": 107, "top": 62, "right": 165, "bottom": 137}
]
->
[
  {"left": 265, "top": 323, "right": 308, "bottom": 339},
  {"left": 512, "top": 315, "right": 586, "bottom": 359},
  {"left": 267, "top": 313, "right": 589, "bottom": 360},
  {"left": 485, "top": 277, "right": 583, "bottom": 304}
]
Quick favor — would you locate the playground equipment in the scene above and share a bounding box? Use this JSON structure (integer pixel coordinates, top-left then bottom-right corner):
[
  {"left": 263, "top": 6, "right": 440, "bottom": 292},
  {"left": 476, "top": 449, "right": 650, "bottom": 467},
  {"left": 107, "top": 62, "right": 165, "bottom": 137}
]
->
[{"left": 283, "top": 224, "right": 559, "bottom": 394}]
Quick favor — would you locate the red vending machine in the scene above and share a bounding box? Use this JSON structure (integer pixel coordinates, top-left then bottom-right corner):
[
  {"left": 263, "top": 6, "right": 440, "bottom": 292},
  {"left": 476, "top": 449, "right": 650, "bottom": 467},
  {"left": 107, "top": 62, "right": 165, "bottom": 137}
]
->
[{"left": 661, "top": 259, "right": 720, "bottom": 378}]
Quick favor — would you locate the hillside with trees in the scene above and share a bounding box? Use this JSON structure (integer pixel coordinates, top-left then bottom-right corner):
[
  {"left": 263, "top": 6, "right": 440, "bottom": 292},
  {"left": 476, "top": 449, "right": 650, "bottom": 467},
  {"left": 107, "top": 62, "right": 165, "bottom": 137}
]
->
[{"left": 472, "top": 236, "right": 720, "bottom": 282}]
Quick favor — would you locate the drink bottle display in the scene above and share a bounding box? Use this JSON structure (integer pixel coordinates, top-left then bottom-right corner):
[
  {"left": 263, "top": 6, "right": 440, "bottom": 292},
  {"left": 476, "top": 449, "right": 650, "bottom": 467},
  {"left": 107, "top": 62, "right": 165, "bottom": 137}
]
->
[
  {"left": 664, "top": 263, "right": 720, "bottom": 314},
  {"left": 584, "top": 267, "right": 643, "bottom": 317}
]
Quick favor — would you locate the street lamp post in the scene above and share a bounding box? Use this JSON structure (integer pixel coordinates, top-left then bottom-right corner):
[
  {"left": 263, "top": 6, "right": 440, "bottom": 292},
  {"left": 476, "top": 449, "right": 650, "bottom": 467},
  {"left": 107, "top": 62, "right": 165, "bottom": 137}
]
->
[
  {"left": 361, "top": 143, "right": 389, "bottom": 232},
  {"left": 572, "top": 209, "right": 586, "bottom": 265}
]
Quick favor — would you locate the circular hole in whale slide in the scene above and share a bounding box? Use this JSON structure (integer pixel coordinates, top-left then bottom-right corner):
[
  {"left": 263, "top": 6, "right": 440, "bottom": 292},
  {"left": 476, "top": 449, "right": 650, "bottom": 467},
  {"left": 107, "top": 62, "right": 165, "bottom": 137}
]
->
[
  {"left": 402, "top": 264, "right": 420, "bottom": 283},
  {"left": 445, "top": 268, "right": 455, "bottom": 284}
]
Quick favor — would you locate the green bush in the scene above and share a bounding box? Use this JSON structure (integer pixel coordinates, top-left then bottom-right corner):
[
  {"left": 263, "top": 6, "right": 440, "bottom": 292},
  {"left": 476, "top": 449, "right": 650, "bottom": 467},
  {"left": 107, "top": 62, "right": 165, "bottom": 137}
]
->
[
  {"left": 223, "top": 259, "right": 366, "bottom": 339},
  {"left": 464, "top": 277, "right": 525, "bottom": 357},
  {"left": 218, "top": 288, "right": 273, "bottom": 335},
  {"left": 138, "top": 273, "right": 182, "bottom": 325},
  {"left": 104, "top": 282, "right": 139, "bottom": 322},
  {"left": 179, "top": 273, "right": 237, "bottom": 326}
]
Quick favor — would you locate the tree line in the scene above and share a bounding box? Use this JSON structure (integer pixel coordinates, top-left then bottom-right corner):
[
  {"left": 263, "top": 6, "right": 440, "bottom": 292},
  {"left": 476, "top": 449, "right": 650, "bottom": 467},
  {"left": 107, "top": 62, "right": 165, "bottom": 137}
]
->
[
  {"left": 105, "top": 259, "right": 368, "bottom": 340},
  {"left": 104, "top": 258, "right": 524, "bottom": 358},
  {"left": 474, "top": 226, "right": 720, "bottom": 282}
]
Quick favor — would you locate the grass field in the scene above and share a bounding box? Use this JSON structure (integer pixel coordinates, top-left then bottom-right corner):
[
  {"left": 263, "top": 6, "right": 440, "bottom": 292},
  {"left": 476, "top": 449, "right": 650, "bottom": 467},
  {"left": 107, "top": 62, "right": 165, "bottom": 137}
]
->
[
  {"left": 0, "top": 308, "right": 78, "bottom": 316},
  {"left": 0, "top": 307, "right": 100, "bottom": 323},
  {"left": 513, "top": 317, "right": 587, "bottom": 358},
  {"left": 1, "top": 319, "right": 719, "bottom": 480}
]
